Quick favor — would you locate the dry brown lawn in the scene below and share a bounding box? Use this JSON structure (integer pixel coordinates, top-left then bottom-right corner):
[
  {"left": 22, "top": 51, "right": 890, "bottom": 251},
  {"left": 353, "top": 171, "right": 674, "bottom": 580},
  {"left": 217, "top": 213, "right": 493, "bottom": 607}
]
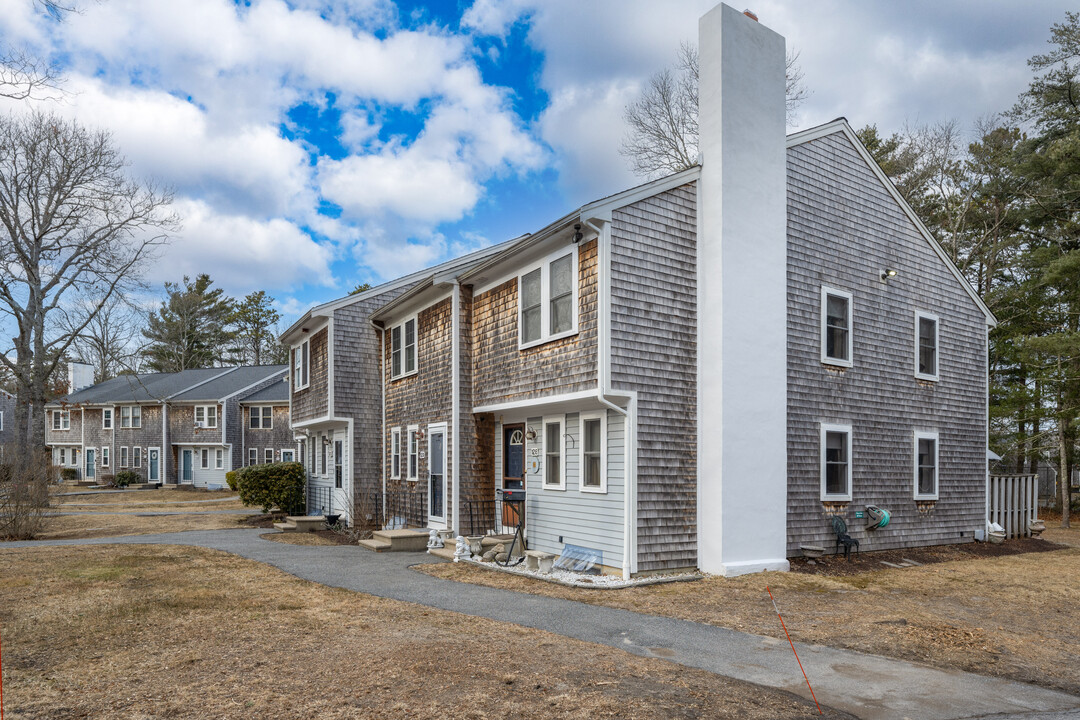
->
[
  {"left": 0, "top": 545, "right": 846, "bottom": 720},
  {"left": 419, "top": 531, "right": 1080, "bottom": 696}
]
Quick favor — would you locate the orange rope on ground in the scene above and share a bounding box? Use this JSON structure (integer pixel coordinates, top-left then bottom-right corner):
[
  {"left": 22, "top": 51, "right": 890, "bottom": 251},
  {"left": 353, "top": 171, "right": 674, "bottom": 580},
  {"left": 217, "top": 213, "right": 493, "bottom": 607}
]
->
[{"left": 766, "top": 585, "right": 822, "bottom": 715}]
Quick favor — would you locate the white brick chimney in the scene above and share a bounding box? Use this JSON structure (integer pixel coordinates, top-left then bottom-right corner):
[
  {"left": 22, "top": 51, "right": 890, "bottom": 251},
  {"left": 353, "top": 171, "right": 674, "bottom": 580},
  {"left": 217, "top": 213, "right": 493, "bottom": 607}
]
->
[{"left": 696, "top": 4, "right": 789, "bottom": 576}]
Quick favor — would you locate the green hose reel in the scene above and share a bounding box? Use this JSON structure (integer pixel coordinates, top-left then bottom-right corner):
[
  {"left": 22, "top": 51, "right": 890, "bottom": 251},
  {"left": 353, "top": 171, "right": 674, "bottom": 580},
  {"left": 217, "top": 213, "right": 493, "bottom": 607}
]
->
[{"left": 865, "top": 505, "right": 890, "bottom": 530}]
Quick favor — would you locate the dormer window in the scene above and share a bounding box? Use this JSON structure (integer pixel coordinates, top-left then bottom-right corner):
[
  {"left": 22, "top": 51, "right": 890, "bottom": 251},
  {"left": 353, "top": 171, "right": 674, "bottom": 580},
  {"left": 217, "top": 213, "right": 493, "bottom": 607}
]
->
[{"left": 519, "top": 249, "right": 578, "bottom": 349}]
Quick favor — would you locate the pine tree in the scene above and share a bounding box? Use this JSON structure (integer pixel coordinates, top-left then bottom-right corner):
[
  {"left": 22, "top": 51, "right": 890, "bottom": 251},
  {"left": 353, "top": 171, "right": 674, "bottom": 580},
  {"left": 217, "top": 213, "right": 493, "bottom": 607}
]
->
[
  {"left": 142, "top": 275, "right": 235, "bottom": 372},
  {"left": 230, "top": 291, "right": 282, "bottom": 366}
]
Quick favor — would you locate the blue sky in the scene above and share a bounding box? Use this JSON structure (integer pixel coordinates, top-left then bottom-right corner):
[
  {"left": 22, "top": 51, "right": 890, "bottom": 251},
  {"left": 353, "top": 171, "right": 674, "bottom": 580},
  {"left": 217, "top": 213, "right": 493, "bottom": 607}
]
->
[{"left": 0, "top": 0, "right": 1075, "bottom": 326}]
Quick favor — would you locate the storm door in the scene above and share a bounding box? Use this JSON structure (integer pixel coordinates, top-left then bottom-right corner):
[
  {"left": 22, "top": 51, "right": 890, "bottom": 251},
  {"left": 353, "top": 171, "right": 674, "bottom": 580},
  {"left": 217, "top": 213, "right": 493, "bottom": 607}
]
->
[
  {"left": 85, "top": 448, "right": 96, "bottom": 480},
  {"left": 427, "top": 424, "right": 446, "bottom": 528},
  {"left": 148, "top": 448, "right": 160, "bottom": 482},
  {"left": 181, "top": 449, "right": 193, "bottom": 483}
]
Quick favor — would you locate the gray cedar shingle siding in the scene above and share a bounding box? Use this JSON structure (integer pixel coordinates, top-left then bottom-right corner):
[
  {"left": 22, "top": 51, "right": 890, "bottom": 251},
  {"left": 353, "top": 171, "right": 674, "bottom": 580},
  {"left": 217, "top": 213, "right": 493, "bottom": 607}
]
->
[
  {"left": 242, "top": 406, "right": 294, "bottom": 461},
  {"left": 786, "top": 131, "right": 987, "bottom": 555},
  {"left": 471, "top": 239, "right": 598, "bottom": 408},
  {"left": 332, "top": 285, "right": 413, "bottom": 500},
  {"left": 609, "top": 183, "right": 699, "bottom": 573},
  {"left": 292, "top": 327, "right": 329, "bottom": 421}
]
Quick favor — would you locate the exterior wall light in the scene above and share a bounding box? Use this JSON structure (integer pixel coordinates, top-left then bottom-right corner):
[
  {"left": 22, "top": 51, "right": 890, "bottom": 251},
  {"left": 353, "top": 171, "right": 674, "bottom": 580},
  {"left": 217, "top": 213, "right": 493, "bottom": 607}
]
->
[{"left": 880, "top": 268, "right": 897, "bottom": 282}]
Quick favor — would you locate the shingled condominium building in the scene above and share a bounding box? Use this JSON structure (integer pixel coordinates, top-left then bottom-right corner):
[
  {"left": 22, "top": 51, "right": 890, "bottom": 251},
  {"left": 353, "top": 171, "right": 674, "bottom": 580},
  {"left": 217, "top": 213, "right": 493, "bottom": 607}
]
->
[
  {"left": 45, "top": 365, "right": 290, "bottom": 487},
  {"left": 282, "top": 4, "right": 994, "bottom": 577}
]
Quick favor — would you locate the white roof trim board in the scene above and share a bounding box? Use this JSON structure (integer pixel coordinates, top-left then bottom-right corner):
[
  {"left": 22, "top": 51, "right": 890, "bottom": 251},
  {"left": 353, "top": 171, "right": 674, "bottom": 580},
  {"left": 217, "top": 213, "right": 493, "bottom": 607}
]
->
[{"left": 787, "top": 118, "right": 997, "bottom": 327}]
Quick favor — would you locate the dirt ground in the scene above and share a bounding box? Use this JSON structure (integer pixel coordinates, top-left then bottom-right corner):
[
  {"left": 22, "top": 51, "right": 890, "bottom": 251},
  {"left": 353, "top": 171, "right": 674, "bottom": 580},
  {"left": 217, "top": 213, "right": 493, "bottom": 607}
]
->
[
  {"left": 419, "top": 529, "right": 1080, "bottom": 696},
  {"left": 0, "top": 544, "right": 847, "bottom": 720},
  {"left": 28, "top": 487, "right": 253, "bottom": 540}
]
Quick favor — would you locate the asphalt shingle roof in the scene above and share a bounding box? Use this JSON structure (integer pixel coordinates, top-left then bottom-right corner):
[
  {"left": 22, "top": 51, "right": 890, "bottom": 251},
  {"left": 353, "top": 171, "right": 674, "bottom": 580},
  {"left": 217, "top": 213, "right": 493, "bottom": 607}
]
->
[
  {"left": 169, "top": 365, "right": 287, "bottom": 402},
  {"left": 237, "top": 377, "right": 289, "bottom": 404},
  {"left": 49, "top": 365, "right": 287, "bottom": 406}
]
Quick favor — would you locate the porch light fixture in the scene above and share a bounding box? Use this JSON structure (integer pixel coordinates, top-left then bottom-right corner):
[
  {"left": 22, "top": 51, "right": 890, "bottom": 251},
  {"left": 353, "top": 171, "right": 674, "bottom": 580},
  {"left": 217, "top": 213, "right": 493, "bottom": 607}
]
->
[
  {"left": 525, "top": 428, "right": 537, "bottom": 442},
  {"left": 880, "top": 268, "right": 897, "bottom": 282},
  {"left": 572, "top": 223, "right": 583, "bottom": 243}
]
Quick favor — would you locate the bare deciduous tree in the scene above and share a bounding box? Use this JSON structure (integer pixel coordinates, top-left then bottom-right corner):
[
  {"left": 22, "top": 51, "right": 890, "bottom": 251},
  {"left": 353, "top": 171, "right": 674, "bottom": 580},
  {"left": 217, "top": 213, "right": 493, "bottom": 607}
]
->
[
  {"left": 0, "top": 111, "right": 177, "bottom": 449},
  {"left": 59, "top": 297, "right": 148, "bottom": 383},
  {"left": 620, "top": 42, "right": 809, "bottom": 178},
  {"left": 0, "top": 1, "right": 76, "bottom": 101}
]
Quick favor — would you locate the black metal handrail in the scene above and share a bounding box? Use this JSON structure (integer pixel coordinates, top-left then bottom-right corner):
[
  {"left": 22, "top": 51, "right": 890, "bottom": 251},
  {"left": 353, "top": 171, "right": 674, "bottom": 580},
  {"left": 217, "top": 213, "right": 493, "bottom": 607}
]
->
[
  {"left": 381, "top": 489, "right": 426, "bottom": 530},
  {"left": 463, "top": 494, "right": 521, "bottom": 537},
  {"left": 307, "top": 485, "right": 331, "bottom": 517}
]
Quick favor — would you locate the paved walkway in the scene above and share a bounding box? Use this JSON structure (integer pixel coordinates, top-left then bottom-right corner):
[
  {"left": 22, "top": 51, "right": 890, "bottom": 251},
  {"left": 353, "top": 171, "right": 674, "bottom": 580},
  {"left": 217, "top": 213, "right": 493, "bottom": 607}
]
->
[{"left": 5, "top": 529, "right": 1079, "bottom": 720}]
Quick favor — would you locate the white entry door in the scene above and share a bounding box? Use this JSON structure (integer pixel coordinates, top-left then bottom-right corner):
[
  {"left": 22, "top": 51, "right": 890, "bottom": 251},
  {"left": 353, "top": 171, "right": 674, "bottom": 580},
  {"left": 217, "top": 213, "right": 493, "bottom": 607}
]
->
[
  {"left": 330, "top": 432, "right": 350, "bottom": 524},
  {"left": 427, "top": 423, "right": 447, "bottom": 529}
]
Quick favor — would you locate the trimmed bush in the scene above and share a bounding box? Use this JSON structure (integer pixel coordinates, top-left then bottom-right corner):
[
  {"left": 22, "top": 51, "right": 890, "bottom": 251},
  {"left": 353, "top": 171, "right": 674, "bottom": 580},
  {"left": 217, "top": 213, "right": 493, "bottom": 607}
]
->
[
  {"left": 115, "top": 470, "right": 140, "bottom": 487},
  {"left": 225, "top": 469, "right": 240, "bottom": 492},
  {"left": 236, "top": 462, "right": 305, "bottom": 514},
  {"left": 60, "top": 468, "right": 78, "bottom": 482}
]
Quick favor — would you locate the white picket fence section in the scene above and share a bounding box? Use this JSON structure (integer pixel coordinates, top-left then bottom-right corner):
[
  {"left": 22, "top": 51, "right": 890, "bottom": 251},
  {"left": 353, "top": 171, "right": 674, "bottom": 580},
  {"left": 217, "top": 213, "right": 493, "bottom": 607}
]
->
[{"left": 988, "top": 475, "right": 1038, "bottom": 539}]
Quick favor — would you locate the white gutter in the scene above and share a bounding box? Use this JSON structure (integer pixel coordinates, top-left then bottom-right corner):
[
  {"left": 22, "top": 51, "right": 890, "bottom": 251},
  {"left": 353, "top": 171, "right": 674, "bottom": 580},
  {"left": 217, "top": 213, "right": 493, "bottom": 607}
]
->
[
  {"left": 452, "top": 280, "right": 461, "bottom": 536},
  {"left": 585, "top": 215, "right": 636, "bottom": 580},
  {"left": 370, "top": 318, "right": 387, "bottom": 520}
]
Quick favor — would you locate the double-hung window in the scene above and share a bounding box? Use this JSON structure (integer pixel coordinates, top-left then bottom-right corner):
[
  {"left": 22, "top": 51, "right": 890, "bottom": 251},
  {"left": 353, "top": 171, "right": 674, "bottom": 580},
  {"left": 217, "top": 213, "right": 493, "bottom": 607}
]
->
[
  {"left": 293, "top": 340, "right": 310, "bottom": 390},
  {"left": 407, "top": 426, "right": 418, "bottom": 481},
  {"left": 215, "top": 449, "right": 224, "bottom": 469},
  {"left": 579, "top": 412, "right": 607, "bottom": 493},
  {"left": 820, "top": 423, "right": 852, "bottom": 501},
  {"left": 53, "top": 410, "right": 70, "bottom": 430},
  {"left": 120, "top": 446, "right": 129, "bottom": 468},
  {"left": 390, "top": 316, "right": 417, "bottom": 379},
  {"left": 821, "top": 287, "right": 853, "bottom": 367},
  {"left": 201, "top": 449, "right": 209, "bottom": 469},
  {"left": 542, "top": 416, "right": 565, "bottom": 490},
  {"left": 914, "top": 431, "right": 939, "bottom": 500},
  {"left": 320, "top": 438, "right": 327, "bottom": 475},
  {"left": 250, "top": 406, "right": 272, "bottom": 429},
  {"left": 120, "top": 406, "right": 141, "bottom": 428},
  {"left": 59, "top": 448, "right": 66, "bottom": 465},
  {"left": 101, "top": 447, "right": 110, "bottom": 468},
  {"left": 519, "top": 251, "right": 578, "bottom": 348},
  {"left": 391, "top": 427, "right": 402, "bottom": 479},
  {"left": 915, "top": 311, "right": 939, "bottom": 381},
  {"left": 133, "top": 447, "right": 142, "bottom": 468},
  {"left": 249, "top": 448, "right": 258, "bottom": 466},
  {"left": 102, "top": 409, "right": 113, "bottom": 430},
  {"left": 299, "top": 440, "right": 306, "bottom": 469},
  {"left": 265, "top": 448, "right": 274, "bottom": 464},
  {"left": 194, "top": 406, "right": 217, "bottom": 428}
]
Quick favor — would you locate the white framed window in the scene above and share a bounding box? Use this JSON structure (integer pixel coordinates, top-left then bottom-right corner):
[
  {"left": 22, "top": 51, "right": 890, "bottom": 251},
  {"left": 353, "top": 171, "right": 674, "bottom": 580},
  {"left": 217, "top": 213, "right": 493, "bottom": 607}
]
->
[
  {"left": 101, "top": 447, "right": 110, "bottom": 468},
  {"left": 119, "top": 446, "right": 129, "bottom": 468},
  {"left": 58, "top": 447, "right": 66, "bottom": 465},
  {"left": 821, "top": 286, "right": 853, "bottom": 367},
  {"left": 133, "top": 447, "right": 142, "bottom": 468},
  {"left": 542, "top": 415, "right": 565, "bottom": 490},
  {"left": 391, "top": 427, "right": 402, "bottom": 479},
  {"left": 308, "top": 439, "right": 316, "bottom": 473},
  {"left": 248, "top": 448, "right": 257, "bottom": 466},
  {"left": 0, "top": 410, "right": 3, "bottom": 431},
  {"left": 250, "top": 406, "right": 273, "bottom": 429},
  {"left": 281, "top": 449, "right": 295, "bottom": 463},
  {"left": 265, "top": 448, "right": 274, "bottom": 464},
  {"left": 914, "top": 430, "right": 939, "bottom": 500},
  {"left": 579, "top": 412, "right": 607, "bottom": 493},
  {"left": 293, "top": 339, "right": 310, "bottom": 390},
  {"left": 52, "top": 410, "right": 70, "bottom": 430},
  {"left": 299, "top": 440, "right": 306, "bottom": 468},
  {"left": 102, "top": 408, "right": 113, "bottom": 430},
  {"left": 820, "top": 423, "right": 852, "bottom": 501},
  {"left": 120, "top": 406, "right": 141, "bottom": 428},
  {"left": 519, "top": 250, "right": 579, "bottom": 349},
  {"left": 194, "top": 405, "right": 218, "bottom": 428},
  {"left": 320, "top": 438, "right": 327, "bottom": 475},
  {"left": 390, "top": 316, "right": 418, "bottom": 380},
  {"left": 407, "top": 425, "right": 419, "bottom": 481},
  {"left": 201, "top": 448, "right": 209, "bottom": 469},
  {"left": 216, "top": 449, "right": 224, "bottom": 469},
  {"left": 915, "top": 311, "right": 940, "bottom": 381}
]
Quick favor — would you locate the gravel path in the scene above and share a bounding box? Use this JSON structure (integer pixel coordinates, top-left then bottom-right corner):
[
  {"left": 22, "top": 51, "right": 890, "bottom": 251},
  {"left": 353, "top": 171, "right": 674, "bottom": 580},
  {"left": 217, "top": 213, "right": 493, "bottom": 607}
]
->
[{"left": 5, "top": 529, "right": 1078, "bottom": 720}]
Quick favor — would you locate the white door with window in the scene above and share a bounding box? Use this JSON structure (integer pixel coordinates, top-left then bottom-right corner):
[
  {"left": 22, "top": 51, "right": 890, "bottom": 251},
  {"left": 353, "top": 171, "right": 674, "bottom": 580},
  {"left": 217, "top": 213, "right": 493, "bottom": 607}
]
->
[
  {"left": 330, "top": 431, "right": 350, "bottom": 524},
  {"left": 427, "top": 423, "right": 447, "bottom": 530}
]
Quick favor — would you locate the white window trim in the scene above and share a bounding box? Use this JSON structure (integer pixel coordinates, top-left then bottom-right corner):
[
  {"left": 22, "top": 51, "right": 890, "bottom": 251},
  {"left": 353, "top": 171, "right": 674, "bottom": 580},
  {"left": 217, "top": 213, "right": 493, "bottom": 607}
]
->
[
  {"left": 406, "top": 425, "right": 419, "bottom": 482},
  {"left": 390, "top": 426, "right": 402, "bottom": 480},
  {"left": 293, "top": 338, "right": 311, "bottom": 390},
  {"left": 216, "top": 448, "right": 224, "bottom": 469},
  {"left": 102, "top": 407, "right": 113, "bottom": 430},
  {"left": 518, "top": 248, "right": 579, "bottom": 350},
  {"left": 120, "top": 406, "right": 142, "bottom": 429},
  {"left": 133, "top": 447, "right": 142, "bottom": 468},
  {"left": 389, "top": 315, "right": 418, "bottom": 381},
  {"left": 101, "top": 446, "right": 110, "bottom": 468},
  {"left": 820, "top": 286, "right": 854, "bottom": 368},
  {"left": 54, "top": 410, "right": 70, "bottom": 430},
  {"left": 248, "top": 448, "right": 258, "bottom": 466},
  {"left": 820, "top": 423, "right": 853, "bottom": 502},
  {"left": 541, "top": 414, "right": 566, "bottom": 491},
  {"left": 914, "top": 310, "right": 940, "bottom": 382},
  {"left": 914, "top": 430, "right": 940, "bottom": 500},
  {"left": 579, "top": 411, "right": 608, "bottom": 494},
  {"left": 194, "top": 405, "right": 218, "bottom": 429},
  {"left": 119, "top": 446, "right": 129, "bottom": 468},
  {"left": 201, "top": 448, "right": 210, "bottom": 469}
]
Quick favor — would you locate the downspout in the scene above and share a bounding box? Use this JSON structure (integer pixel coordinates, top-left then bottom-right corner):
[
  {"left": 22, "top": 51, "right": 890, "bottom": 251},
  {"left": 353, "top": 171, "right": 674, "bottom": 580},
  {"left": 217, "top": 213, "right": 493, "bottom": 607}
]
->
[
  {"left": 452, "top": 280, "right": 461, "bottom": 535},
  {"left": 985, "top": 327, "right": 990, "bottom": 538},
  {"left": 585, "top": 216, "right": 635, "bottom": 580},
  {"left": 80, "top": 407, "right": 85, "bottom": 479},
  {"left": 371, "top": 318, "right": 387, "bottom": 521},
  {"left": 162, "top": 404, "right": 169, "bottom": 484}
]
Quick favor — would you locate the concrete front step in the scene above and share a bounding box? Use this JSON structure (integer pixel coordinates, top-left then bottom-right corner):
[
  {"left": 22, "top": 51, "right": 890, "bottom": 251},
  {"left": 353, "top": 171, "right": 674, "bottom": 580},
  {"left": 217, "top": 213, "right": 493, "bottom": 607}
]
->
[
  {"left": 427, "top": 545, "right": 456, "bottom": 561},
  {"left": 358, "top": 538, "right": 393, "bottom": 552},
  {"left": 371, "top": 528, "right": 431, "bottom": 552}
]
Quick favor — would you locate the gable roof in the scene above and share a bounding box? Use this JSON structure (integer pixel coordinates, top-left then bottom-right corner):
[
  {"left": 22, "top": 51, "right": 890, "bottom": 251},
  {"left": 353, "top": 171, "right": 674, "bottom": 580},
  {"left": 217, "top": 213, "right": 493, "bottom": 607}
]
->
[
  {"left": 238, "top": 376, "right": 289, "bottom": 404},
  {"left": 169, "top": 365, "right": 287, "bottom": 402},
  {"left": 787, "top": 118, "right": 996, "bottom": 327},
  {"left": 48, "top": 366, "right": 287, "bottom": 406}
]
